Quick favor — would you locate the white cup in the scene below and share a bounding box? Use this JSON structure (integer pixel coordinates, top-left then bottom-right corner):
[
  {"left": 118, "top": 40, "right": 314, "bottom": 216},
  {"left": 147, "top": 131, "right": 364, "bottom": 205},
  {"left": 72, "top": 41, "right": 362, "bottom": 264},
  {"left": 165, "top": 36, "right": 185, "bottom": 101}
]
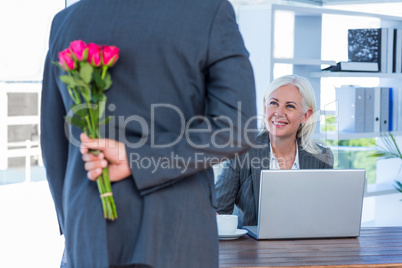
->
[{"left": 216, "top": 215, "right": 238, "bottom": 235}]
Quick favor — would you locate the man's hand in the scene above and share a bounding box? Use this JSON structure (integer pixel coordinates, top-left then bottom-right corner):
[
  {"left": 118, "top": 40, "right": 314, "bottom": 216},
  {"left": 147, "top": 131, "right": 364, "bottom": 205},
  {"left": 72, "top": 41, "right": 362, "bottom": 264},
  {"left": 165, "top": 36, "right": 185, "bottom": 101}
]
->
[{"left": 80, "top": 133, "right": 132, "bottom": 182}]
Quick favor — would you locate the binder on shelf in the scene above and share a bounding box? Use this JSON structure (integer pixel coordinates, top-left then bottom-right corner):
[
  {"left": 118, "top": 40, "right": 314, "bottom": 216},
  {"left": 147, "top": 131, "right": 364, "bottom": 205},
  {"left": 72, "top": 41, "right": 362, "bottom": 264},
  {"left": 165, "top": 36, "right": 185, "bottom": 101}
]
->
[
  {"left": 380, "top": 87, "right": 391, "bottom": 132},
  {"left": 381, "top": 28, "right": 388, "bottom": 73},
  {"left": 336, "top": 86, "right": 365, "bottom": 133},
  {"left": 392, "top": 87, "right": 399, "bottom": 131},
  {"left": 387, "top": 28, "right": 395, "bottom": 73},
  {"left": 395, "top": 29, "right": 402, "bottom": 73},
  {"left": 364, "top": 87, "right": 375, "bottom": 132},
  {"left": 389, "top": 88, "right": 393, "bottom": 131},
  {"left": 374, "top": 87, "right": 381, "bottom": 132},
  {"left": 398, "top": 88, "right": 402, "bottom": 131},
  {"left": 355, "top": 88, "right": 366, "bottom": 133}
]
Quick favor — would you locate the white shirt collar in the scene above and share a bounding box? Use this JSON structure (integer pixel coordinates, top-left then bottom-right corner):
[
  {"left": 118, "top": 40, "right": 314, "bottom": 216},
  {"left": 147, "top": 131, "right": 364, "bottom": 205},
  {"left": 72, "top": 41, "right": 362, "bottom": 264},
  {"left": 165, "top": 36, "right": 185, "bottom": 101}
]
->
[{"left": 269, "top": 140, "right": 300, "bottom": 170}]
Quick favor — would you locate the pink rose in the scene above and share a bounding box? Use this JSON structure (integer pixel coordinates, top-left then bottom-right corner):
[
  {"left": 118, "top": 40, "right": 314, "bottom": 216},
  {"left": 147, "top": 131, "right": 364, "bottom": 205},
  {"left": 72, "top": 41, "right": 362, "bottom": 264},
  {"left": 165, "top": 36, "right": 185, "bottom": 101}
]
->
[
  {"left": 69, "top": 40, "right": 88, "bottom": 61},
  {"left": 87, "top": 43, "right": 102, "bottom": 67},
  {"left": 58, "top": 48, "right": 76, "bottom": 71},
  {"left": 102, "top": 45, "right": 120, "bottom": 67}
]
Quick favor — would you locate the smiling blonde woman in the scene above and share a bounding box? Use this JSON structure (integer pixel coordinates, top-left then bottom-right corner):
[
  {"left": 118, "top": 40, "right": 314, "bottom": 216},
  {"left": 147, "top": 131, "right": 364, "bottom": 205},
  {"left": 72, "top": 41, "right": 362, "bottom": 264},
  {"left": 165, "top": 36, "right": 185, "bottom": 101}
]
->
[{"left": 215, "top": 74, "right": 334, "bottom": 227}]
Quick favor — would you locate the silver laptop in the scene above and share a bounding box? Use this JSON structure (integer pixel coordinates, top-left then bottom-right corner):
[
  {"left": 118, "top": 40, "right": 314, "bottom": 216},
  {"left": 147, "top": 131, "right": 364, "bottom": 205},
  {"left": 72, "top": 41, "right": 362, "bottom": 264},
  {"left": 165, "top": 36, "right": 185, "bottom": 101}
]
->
[{"left": 243, "top": 169, "right": 366, "bottom": 240}]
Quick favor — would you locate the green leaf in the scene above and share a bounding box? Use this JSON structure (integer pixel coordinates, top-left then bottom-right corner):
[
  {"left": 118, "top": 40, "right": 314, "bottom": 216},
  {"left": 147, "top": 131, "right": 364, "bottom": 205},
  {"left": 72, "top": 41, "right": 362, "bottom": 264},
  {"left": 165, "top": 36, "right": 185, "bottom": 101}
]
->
[
  {"left": 73, "top": 88, "right": 82, "bottom": 104},
  {"left": 394, "top": 181, "right": 402, "bottom": 193},
  {"left": 91, "top": 91, "right": 101, "bottom": 103},
  {"left": 79, "top": 86, "right": 91, "bottom": 103},
  {"left": 71, "top": 103, "right": 90, "bottom": 117},
  {"left": 103, "top": 72, "right": 113, "bottom": 90},
  {"left": 52, "top": 61, "right": 64, "bottom": 71},
  {"left": 99, "top": 116, "right": 112, "bottom": 126},
  {"left": 67, "top": 87, "right": 77, "bottom": 103},
  {"left": 93, "top": 69, "right": 106, "bottom": 89},
  {"left": 369, "top": 152, "right": 383, "bottom": 157},
  {"left": 79, "top": 62, "right": 93, "bottom": 84},
  {"left": 370, "top": 132, "right": 402, "bottom": 160},
  {"left": 60, "top": 75, "right": 77, "bottom": 88},
  {"left": 65, "top": 115, "right": 86, "bottom": 130},
  {"left": 83, "top": 127, "right": 90, "bottom": 136},
  {"left": 60, "top": 75, "right": 89, "bottom": 91},
  {"left": 98, "top": 94, "right": 107, "bottom": 117},
  {"left": 389, "top": 132, "right": 402, "bottom": 158},
  {"left": 370, "top": 151, "right": 398, "bottom": 159}
]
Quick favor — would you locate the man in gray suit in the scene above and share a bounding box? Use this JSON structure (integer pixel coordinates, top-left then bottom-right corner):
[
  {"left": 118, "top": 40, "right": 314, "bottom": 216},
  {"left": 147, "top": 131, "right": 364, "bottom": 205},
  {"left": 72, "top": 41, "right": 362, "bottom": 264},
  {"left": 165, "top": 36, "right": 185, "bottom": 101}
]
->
[{"left": 41, "top": 0, "right": 256, "bottom": 267}]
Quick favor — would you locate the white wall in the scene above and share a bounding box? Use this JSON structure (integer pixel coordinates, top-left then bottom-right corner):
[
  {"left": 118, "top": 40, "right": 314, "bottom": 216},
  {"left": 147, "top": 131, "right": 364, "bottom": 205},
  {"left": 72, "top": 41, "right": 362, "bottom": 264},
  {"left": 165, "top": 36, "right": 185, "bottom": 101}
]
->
[{"left": 66, "top": 0, "right": 80, "bottom": 7}]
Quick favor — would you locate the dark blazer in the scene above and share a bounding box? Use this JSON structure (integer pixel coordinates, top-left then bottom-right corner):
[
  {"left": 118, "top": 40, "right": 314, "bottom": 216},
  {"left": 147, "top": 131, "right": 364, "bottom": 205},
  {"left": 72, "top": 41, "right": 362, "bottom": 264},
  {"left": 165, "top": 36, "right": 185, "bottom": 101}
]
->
[
  {"left": 215, "top": 131, "right": 334, "bottom": 227},
  {"left": 40, "top": 0, "right": 256, "bottom": 267}
]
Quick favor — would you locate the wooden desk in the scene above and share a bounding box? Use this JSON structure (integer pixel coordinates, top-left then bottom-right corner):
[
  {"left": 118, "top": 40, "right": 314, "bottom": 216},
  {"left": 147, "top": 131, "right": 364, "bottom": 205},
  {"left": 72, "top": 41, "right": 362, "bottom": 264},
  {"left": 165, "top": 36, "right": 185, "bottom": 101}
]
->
[{"left": 219, "top": 227, "right": 402, "bottom": 268}]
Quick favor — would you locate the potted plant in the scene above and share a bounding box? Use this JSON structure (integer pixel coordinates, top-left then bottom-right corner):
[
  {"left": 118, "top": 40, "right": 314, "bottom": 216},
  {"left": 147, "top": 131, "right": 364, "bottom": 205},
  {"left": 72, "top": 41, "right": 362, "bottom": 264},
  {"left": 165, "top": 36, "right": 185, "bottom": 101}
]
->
[{"left": 371, "top": 132, "right": 402, "bottom": 195}]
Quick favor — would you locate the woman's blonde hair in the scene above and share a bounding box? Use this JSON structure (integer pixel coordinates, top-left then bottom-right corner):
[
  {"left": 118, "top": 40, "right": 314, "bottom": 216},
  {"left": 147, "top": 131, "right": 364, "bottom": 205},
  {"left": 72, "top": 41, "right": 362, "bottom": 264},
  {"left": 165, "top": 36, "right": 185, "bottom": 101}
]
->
[{"left": 262, "top": 74, "right": 321, "bottom": 154}]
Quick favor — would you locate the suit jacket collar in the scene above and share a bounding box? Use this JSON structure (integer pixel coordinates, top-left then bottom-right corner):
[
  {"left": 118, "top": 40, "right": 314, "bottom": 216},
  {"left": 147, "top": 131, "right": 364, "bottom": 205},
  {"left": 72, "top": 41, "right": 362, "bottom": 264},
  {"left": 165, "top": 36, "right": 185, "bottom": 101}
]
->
[
  {"left": 250, "top": 131, "right": 270, "bottom": 211},
  {"left": 298, "top": 140, "right": 314, "bottom": 169}
]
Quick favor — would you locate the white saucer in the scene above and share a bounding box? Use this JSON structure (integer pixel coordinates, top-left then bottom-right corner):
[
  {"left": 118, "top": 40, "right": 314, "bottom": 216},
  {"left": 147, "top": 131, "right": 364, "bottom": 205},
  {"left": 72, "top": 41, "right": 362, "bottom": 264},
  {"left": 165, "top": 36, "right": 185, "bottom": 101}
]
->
[{"left": 219, "top": 229, "right": 248, "bottom": 240}]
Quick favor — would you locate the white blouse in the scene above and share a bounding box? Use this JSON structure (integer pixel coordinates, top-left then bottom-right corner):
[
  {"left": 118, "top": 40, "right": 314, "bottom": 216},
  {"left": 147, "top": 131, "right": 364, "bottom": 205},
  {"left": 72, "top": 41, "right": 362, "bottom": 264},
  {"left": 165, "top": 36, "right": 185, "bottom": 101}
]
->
[{"left": 269, "top": 140, "right": 300, "bottom": 170}]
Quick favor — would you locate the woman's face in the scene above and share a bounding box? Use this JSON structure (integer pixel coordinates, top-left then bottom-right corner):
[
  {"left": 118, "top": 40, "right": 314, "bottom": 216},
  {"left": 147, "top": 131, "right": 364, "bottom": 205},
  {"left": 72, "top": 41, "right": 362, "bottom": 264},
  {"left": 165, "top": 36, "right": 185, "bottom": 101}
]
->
[{"left": 264, "top": 84, "right": 312, "bottom": 140}]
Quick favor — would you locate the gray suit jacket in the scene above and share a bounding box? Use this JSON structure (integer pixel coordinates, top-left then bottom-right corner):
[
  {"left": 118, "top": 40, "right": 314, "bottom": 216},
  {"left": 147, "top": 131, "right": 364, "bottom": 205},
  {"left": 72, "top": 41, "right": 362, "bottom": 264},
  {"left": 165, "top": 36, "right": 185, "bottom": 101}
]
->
[
  {"left": 215, "top": 131, "right": 334, "bottom": 227},
  {"left": 41, "top": 0, "right": 256, "bottom": 267}
]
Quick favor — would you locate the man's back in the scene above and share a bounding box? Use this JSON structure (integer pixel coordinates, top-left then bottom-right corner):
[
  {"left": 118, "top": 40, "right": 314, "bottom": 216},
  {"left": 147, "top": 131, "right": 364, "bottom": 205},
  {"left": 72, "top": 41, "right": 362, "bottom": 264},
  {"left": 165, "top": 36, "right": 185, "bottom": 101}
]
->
[{"left": 41, "top": 0, "right": 256, "bottom": 267}]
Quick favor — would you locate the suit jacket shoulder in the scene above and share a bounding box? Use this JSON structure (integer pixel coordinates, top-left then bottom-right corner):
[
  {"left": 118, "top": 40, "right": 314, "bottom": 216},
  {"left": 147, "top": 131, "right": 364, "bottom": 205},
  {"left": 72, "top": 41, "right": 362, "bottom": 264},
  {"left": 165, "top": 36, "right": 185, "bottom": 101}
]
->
[{"left": 299, "top": 141, "right": 334, "bottom": 169}]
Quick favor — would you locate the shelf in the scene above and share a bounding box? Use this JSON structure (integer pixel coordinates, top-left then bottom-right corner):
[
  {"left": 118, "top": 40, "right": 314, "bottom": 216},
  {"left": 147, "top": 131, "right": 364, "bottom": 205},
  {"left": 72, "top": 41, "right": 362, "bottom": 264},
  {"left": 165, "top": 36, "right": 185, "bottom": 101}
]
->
[
  {"left": 310, "top": 72, "right": 402, "bottom": 78},
  {"left": 273, "top": 58, "right": 336, "bottom": 66},
  {"left": 239, "top": 3, "right": 402, "bottom": 141},
  {"left": 267, "top": 4, "right": 402, "bottom": 21},
  {"left": 365, "top": 182, "right": 399, "bottom": 197},
  {"left": 316, "top": 131, "right": 402, "bottom": 140}
]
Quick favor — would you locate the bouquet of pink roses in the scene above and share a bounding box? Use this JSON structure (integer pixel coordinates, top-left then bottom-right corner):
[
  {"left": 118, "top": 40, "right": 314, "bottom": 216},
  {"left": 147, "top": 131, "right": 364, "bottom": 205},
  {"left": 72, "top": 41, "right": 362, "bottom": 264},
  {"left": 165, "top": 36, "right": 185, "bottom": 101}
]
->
[{"left": 55, "top": 40, "right": 119, "bottom": 220}]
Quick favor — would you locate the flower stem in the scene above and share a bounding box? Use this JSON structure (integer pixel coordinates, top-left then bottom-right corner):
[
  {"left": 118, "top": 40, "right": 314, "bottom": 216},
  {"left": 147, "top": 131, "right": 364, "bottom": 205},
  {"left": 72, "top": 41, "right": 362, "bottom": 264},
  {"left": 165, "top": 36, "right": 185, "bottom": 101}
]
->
[
  {"left": 101, "top": 66, "right": 108, "bottom": 80},
  {"left": 96, "top": 175, "right": 107, "bottom": 218},
  {"left": 101, "top": 167, "right": 117, "bottom": 220}
]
